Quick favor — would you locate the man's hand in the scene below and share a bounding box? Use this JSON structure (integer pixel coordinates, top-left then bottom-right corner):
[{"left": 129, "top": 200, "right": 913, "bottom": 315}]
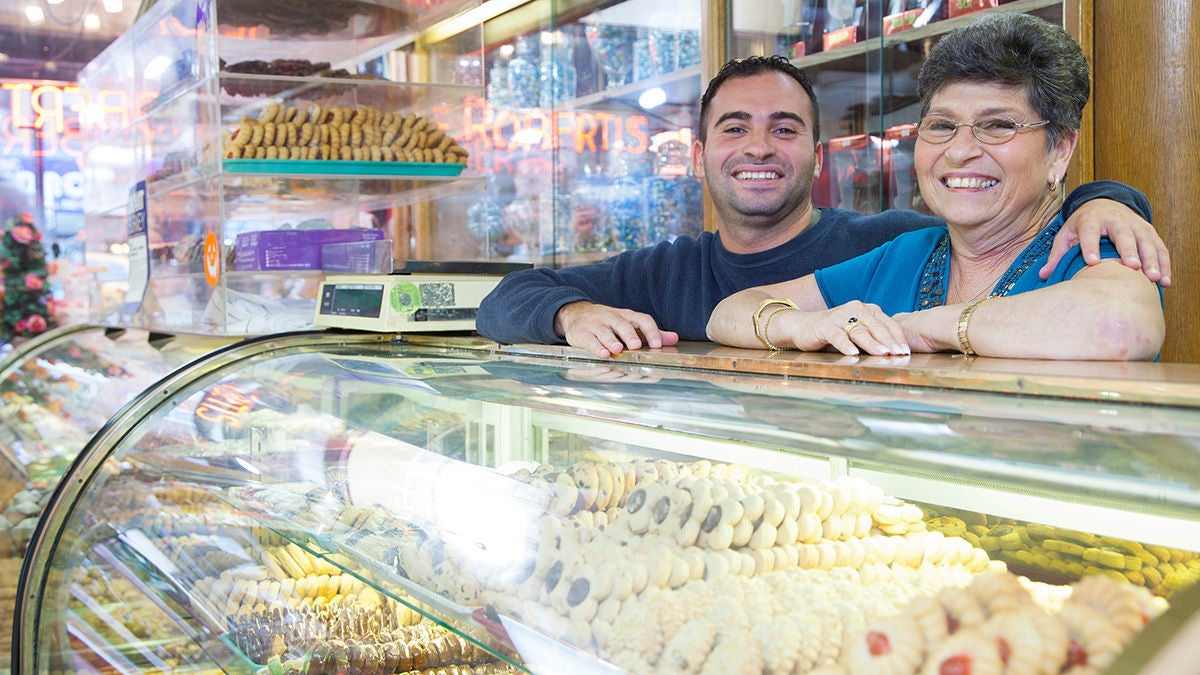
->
[
  {"left": 555, "top": 301, "right": 680, "bottom": 358},
  {"left": 1045, "top": 198, "right": 1171, "bottom": 285}
]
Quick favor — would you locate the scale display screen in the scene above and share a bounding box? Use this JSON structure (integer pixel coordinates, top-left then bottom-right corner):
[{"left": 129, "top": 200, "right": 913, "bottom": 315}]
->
[
  {"left": 314, "top": 272, "right": 515, "bottom": 332},
  {"left": 319, "top": 283, "right": 385, "bottom": 318}
]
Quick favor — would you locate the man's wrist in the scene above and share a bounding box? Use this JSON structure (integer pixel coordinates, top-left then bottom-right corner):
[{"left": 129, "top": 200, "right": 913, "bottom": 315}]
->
[{"left": 553, "top": 300, "right": 590, "bottom": 338}]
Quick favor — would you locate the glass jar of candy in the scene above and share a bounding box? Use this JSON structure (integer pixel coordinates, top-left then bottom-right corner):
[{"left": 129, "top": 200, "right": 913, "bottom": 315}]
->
[
  {"left": 648, "top": 28, "right": 679, "bottom": 76},
  {"left": 487, "top": 54, "right": 511, "bottom": 109},
  {"left": 634, "top": 28, "right": 653, "bottom": 82},
  {"left": 585, "top": 24, "right": 635, "bottom": 90},
  {"left": 539, "top": 31, "right": 577, "bottom": 107},
  {"left": 507, "top": 34, "right": 541, "bottom": 109}
]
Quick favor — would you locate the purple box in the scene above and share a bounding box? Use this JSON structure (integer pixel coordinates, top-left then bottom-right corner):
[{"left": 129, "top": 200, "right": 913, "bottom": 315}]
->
[{"left": 234, "top": 229, "right": 385, "bottom": 271}]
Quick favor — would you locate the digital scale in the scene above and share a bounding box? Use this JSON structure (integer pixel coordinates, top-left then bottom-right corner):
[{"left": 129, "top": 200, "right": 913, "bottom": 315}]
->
[{"left": 313, "top": 260, "right": 531, "bottom": 332}]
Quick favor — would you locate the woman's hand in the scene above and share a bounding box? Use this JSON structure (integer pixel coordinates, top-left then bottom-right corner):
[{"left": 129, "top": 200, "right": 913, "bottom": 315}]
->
[{"left": 772, "top": 301, "right": 911, "bottom": 356}]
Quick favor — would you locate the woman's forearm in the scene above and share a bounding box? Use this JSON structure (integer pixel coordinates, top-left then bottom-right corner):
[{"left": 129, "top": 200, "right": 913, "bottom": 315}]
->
[
  {"left": 903, "top": 263, "right": 1163, "bottom": 360},
  {"left": 709, "top": 281, "right": 909, "bottom": 357},
  {"left": 707, "top": 289, "right": 780, "bottom": 348}
]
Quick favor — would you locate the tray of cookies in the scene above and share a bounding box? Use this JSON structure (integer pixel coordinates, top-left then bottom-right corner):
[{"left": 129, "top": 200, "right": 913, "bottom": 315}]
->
[
  {"left": 223, "top": 159, "right": 466, "bottom": 177},
  {"left": 221, "top": 104, "right": 470, "bottom": 170}
]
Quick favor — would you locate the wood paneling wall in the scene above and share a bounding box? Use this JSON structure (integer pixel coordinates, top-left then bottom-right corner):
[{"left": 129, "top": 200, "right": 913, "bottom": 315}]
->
[{"left": 1093, "top": 2, "right": 1200, "bottom": 363}]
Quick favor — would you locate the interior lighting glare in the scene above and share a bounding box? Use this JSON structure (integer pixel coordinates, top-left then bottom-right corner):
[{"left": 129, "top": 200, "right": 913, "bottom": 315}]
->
[
  {"left": 511, "top": 127, "right": 543, "bottom": 146},
  {"left": 143, "top": 55, "right": 173, "bottom": 80},
  {"left": 84, "top": 13, "right": 101, "bottom": 30},
  {"left": 103, "top": 0, "right": 123, "bottom": 13},
  {"left": 638, "top": 87, "right": 667, "bottom": 110},
  {"left": 47, "top": 0, "right": 65, "bottom": 5},
  {"left": 25, "top": 5, "right": 47, "bottom": 24}
]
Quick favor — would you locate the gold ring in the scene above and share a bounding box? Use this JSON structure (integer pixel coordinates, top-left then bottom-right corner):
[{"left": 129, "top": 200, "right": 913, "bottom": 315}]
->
[{"left": 843, "top": 316, "right": 859, "bottom": 338}]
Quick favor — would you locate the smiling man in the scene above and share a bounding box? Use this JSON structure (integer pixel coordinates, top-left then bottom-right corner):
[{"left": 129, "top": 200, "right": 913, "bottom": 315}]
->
[{"left": 475, "top": 55, "right": 1168, "bottom": 358}]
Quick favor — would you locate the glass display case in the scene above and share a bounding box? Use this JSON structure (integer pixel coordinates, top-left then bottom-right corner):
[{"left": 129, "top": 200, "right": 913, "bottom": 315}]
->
[
  {"left": 0, "top": 324, "right": 231, "bottom": 667},
  {"left": 14, "top": 334, "right": 1200, "bottom": 673},
  {"left": 78, "top": 0, "right": 487, "bottom": 335}
]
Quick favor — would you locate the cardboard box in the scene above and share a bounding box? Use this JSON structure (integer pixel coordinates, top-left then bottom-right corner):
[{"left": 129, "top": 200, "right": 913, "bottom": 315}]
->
[
  {"left": 945, "top": 0, "right": 998, "bottom": 18},
  {"left": 823, "top": 25, "right": 859, "bottom": 51},
  {"left": 235, "top": 229, "right": 385, "bottom": 271},
  {"left": 883, "top": 8, "right": 924, "bottom": 35},
  {"left": 813, "top": 133, "right": 881, "bottom": 211},
  {"left": 884, "top": 123, "right": 920, "bottom": 210}
]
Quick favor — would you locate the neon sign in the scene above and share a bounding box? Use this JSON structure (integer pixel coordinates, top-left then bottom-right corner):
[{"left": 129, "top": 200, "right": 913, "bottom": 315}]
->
[{"left": 2, "top": 82, "right": 85, "bottom": 159}]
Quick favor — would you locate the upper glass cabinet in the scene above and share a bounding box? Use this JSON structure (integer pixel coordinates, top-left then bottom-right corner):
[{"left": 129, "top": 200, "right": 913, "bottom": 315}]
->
[
  {"left": 16, "top": 336, "right": 1200, "bottom": 673},
  {"left": 78, "top": 0, "right": 488, "bottom": 335},
  {"left": 77, "top": 0, "right": 1071, "bottom": 338}
]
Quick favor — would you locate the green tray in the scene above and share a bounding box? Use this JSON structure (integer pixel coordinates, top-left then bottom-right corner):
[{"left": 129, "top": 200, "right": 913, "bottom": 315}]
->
[{"left": 224, "top": 159, "right": 466, "bottom": 177}]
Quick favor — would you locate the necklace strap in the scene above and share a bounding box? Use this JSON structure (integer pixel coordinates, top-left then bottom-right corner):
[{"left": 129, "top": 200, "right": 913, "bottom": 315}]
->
[{"left": 917, "top": 217, "right": 1064, "bottom": 308}]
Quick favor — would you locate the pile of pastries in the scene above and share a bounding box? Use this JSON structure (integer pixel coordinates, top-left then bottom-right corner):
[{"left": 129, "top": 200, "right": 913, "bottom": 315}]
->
[
  {"left": 89, "top": 443, "right": 1188, "bottom": 674},
  {"left": 473, "top": 461, "right": 990, "bottom": 655},
  {"left": 925, "top": 505, "right": 1200, "bottom": 599},
  {"left": 822, "top": 570, "right": 1166, "bottom": 675},
  {"left": 222, "top": 103, "right": 469, "bottom": 164},
  {"left": 316, "top": 454, "right": 1182, "bottom": 673}
]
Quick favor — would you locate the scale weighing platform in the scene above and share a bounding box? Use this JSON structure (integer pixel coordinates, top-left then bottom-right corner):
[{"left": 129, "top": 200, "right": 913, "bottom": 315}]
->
[{"left": 314, "top": 260, "right": 530, "bottom": 332}]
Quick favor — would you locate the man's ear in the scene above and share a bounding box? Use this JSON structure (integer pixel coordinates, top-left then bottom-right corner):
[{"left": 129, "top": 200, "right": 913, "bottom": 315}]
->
[
  {"left": 691, "top": 139, "right": 705, "bottom": 179},
  {"left": 814, "top": 141, "right": 824, "bottom": 178}
]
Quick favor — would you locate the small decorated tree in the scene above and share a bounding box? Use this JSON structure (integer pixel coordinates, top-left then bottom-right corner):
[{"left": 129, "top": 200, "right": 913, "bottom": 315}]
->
[{"left": 0, "top": 212, "right": 54, "bottom": 342}]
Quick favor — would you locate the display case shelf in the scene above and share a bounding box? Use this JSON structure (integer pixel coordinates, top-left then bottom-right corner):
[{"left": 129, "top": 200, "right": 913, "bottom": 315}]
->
[{"left": 565, "top": 64, "right": 701, "bottom": 112}]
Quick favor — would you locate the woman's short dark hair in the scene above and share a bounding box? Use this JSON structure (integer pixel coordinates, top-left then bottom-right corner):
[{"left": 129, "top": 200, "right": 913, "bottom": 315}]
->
[
  {"left": 698, "top": 55, "right": 820, "bottom": 144},
  {"left": 917, "top": 12, "right": 1089, "bottom": 147}
]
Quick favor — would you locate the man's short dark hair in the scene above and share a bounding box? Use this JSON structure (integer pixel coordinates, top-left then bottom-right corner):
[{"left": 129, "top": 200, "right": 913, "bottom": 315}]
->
[{"left": 698, "top": 55, "right": 820, "bottom": 145}]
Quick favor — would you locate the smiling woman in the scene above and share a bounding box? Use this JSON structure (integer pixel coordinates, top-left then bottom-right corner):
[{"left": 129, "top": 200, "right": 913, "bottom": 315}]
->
[{"left": 705, "top": 13, "right": 1165, "bottom": 362}]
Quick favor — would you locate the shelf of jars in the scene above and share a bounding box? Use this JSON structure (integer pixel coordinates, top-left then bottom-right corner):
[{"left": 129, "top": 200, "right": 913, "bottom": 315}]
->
[
  {"left": 470, "top": 16, "right": 704, "bottom": 266},
  {"left": 780, "top": 0, "right": 1063, "bottom": 70}
]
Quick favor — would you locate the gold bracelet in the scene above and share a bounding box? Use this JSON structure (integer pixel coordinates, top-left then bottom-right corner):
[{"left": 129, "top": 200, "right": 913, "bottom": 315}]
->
[
  {"left": 957, "top": 296, "right": 992, "bottom": 356},
  {"left": 753, "top": 298, "right": 799, "bottom": 350}
]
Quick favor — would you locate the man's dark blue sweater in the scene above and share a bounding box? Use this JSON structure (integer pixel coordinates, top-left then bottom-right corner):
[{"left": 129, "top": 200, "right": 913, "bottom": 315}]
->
[{"left": 475, "top": 181, "right": 1151, "bottom": 344}]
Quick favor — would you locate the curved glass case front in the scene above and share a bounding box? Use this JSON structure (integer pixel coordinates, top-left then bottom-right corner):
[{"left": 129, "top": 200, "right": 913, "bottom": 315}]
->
[
  {"left": 0, "top": 325, "right": 231, "bottom": 666},
  {"left": 16, "top": 335, "right": 1200, "bottom": 674}
]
